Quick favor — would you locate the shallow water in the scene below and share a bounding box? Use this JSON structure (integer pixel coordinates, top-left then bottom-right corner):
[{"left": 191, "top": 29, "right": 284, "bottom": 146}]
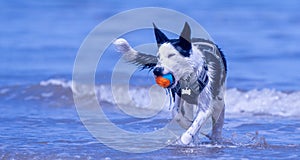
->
[
  {"left": 1, "top": 82, "right": 300, "bottom": 159},
  {"left": 1, "top": 98, "right": 300, "bottom": 159},
  {"left": 1, "top": 0, "right": 300, "bottom": 159},
  {"left": 1, "top": 103, "right": 299, "bottom": 159}
]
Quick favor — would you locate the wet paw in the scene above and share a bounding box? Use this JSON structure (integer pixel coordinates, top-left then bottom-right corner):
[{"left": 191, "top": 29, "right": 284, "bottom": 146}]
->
[{"left": 180, "top": 132, "right": 193, "bottom": 145}]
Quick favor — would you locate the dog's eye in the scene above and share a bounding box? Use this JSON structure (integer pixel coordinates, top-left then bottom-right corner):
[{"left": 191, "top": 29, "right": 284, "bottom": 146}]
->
[{"left": 168, "top": 53, "right": 176, "bottom": 58}]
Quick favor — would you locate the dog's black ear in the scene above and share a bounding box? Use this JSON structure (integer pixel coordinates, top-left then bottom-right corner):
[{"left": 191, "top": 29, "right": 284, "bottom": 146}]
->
[
  {"left": 153, "top": 23, "right": 169, "bottom": 48},
  {"left": 178, "top": 22, "right": 192, "bottom": 56}
]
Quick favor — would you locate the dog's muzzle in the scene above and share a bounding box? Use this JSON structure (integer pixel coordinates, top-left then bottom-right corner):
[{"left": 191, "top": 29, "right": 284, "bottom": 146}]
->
[{"left": 153, "top": 67, "right": 175, "bottom": 88}]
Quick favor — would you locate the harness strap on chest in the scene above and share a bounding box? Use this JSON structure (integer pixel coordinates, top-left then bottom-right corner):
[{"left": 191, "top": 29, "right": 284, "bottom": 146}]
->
[{"left": 171, "top": 64, "right": 209, "bottom": 104}]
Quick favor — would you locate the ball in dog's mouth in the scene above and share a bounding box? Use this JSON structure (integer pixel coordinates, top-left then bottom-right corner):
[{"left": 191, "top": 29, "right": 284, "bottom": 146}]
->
[{"left": 155, "top": 73, "right": 174, "bottom": 88}]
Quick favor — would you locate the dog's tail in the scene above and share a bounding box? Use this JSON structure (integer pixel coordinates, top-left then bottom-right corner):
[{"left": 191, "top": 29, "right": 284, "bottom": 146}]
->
[{"left": 113, "top": 38, "right": 158, "bottom": 70}]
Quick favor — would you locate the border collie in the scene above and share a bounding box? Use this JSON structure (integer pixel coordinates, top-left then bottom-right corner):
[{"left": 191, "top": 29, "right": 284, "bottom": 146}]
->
[{"left": 114, "top": 22, "right": 227, "bottom": 145}]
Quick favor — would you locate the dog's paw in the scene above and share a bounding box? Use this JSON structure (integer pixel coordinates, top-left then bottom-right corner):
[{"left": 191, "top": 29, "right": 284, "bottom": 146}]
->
[
  {"left": 180, "top": 132, "right": 193, "bottom": 145},
  {"left": 113, "top": 38, "right": 133, "bottom": 53}
]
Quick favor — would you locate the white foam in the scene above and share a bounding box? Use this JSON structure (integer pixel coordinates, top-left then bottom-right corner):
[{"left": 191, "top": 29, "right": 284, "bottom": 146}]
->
[
  {"left": 41, "top": 92, "right": 53, "bottom": 98},
  {"left": 0, "top": 88, "right": 9, "bottom": 94},
  {"left": 95, "top": 85, "right": 170, "bottom": 110},
  {"left": 41, "top": 79, "right": 300, "bottom": 117},
  {"left": 225, "top": 88, "right": 300, "bottom": 117},
  {"left": 40, "top": 79, "right": 72, "bottom": 88},
  {"left": 97, "top": 87, "right": 300, "bottom": 117}
]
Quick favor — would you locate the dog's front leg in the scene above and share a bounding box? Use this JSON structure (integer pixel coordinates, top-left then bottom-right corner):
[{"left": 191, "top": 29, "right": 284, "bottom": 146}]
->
[{"left": 180, "top": 109, "right": 212, "bottom": 145}]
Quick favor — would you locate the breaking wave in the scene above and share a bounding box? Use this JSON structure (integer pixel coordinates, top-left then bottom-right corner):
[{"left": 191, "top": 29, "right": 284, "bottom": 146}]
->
[{"left": 1, "top": 79, "right": 300, "bottom": 117}]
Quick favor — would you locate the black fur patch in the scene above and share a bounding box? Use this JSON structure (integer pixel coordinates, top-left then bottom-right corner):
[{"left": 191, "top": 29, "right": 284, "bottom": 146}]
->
[
  {"left": 169, "top": 39, "right": 191, "bottom": 57},
  {"left": 216, "top": 46, "right": 227, "bottom": 73}
]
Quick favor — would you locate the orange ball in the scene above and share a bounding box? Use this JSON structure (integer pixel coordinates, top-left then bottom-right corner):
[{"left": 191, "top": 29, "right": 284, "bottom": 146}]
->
[{"left": 155, "top": 76, "right": 171, "bottom": 88}]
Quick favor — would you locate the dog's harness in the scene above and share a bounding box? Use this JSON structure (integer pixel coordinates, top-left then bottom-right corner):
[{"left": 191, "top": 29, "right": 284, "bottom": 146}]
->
[{"left": 171, "top": 64, "right": 209, "bottom": 104}]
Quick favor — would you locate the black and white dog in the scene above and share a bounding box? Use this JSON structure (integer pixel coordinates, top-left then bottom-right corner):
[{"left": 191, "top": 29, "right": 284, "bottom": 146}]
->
[{"left": 114, "top": 22, "right": 227, "bottom": 145}]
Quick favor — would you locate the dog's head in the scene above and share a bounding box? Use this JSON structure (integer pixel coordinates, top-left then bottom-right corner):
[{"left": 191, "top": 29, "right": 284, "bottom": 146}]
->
[{"left": 153, "top": 22, "right": 195, "bottom": 88}]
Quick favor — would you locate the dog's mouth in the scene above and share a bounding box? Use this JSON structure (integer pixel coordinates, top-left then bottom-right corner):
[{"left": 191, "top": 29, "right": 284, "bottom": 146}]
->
[{"left": 154, "top": 73, "right": 175, "bottom": 88}]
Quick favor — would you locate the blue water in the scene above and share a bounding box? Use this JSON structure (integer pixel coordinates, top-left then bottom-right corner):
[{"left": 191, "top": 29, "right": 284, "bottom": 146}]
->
[{"left": 1, "top": 0, "right": 300, "bottom": 159}]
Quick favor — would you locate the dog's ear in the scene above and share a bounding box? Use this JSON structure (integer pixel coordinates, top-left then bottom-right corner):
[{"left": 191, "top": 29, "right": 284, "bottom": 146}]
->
[
  {"left": 178, "top": 22, "right": 192, "bottom": 56},
  {"left": 153, "top": 23, "right": 169, "bottom": 48}
]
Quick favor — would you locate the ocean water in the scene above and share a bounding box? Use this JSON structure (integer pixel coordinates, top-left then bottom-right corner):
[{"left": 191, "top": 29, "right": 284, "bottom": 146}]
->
[{"left": 1, "top": 0, "right": 300, "bottom": 159}]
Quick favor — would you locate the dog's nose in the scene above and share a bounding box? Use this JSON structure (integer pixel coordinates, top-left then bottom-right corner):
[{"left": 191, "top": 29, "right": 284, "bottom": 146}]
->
[{"left": 153, "top": 67, "right": 163, "bottom": 76}]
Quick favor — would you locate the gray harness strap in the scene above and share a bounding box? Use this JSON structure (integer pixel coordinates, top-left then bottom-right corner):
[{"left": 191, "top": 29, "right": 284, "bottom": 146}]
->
[
  {"left": 172, "top": 64, "right": 209, "bottom": 105},
  {"left": 197, "top": 64, "right": 209, "bottom": 92}
]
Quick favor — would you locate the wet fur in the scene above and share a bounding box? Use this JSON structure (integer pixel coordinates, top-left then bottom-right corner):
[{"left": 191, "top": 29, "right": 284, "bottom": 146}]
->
[{"left": 113, "top": 23, "right": 227, "bottom": 145}]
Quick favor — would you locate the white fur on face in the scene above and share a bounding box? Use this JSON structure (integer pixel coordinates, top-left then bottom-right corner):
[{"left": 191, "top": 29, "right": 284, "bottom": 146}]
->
[{"left": 156, "top": 43, "right": 195, "bottom": 84}]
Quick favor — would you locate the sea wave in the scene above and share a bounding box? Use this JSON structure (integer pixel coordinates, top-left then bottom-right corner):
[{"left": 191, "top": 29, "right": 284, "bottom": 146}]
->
[{"left": 1, "top": 79, "right": 300, "bottom": 117}]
